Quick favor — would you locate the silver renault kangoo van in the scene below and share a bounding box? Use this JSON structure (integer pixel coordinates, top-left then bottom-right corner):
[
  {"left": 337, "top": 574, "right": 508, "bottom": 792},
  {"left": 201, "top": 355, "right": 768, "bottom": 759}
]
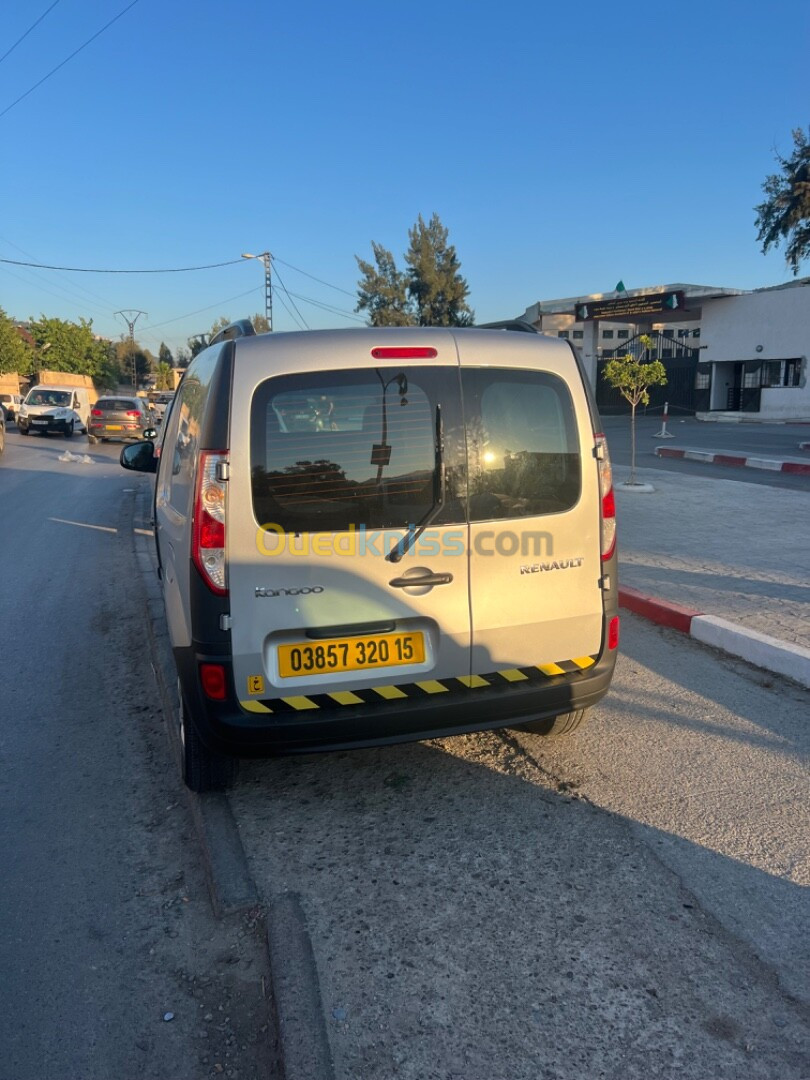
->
[{"left": 122, "top": 322, "right": 619, "bottom": 791}]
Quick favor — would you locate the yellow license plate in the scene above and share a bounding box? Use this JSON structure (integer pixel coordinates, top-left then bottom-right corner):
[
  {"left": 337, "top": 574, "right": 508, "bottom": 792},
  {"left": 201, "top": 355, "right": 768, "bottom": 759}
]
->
[
  {"left": 278, "top": 632, "right": 425, "bottom": 678},
  {"left": 107, "top": 424, "right": 122, "bottom": 430}
]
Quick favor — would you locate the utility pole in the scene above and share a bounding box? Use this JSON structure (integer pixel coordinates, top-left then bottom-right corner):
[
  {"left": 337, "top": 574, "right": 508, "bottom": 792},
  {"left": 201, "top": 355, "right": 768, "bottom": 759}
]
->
[
  {"left": 115, "top": 310, "right": 147, "bottom": 389},
  {"left": 241, "top": 252, "right": 272, "bottom": 331}
]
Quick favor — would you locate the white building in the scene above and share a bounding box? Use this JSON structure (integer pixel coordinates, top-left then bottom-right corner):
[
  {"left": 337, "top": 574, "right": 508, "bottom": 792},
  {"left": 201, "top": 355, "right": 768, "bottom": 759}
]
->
[{"left": 519, "top": 280, "right": 810, "bottom": 421}]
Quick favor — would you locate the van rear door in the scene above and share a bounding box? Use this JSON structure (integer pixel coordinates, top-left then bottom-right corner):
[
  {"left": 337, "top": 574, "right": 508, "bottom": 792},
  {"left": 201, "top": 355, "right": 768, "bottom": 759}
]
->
[
  {"left": 226, "top": 332, "right": 471, "bottom": 711},
  {"left": 458, "top": 334, "right": 605, "bottom": 675}
]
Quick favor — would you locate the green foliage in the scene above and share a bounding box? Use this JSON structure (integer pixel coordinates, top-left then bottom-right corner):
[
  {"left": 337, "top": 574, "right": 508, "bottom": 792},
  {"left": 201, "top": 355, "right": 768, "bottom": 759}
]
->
[
  {"left": 356, "top": 214, "right": 474, "bottom": 327},
  {"left": 356, "top": 242, "right": 415, "bottom": 326},
  {"left": 28, "top": 315, "right": 110, "bottom": 378},
  {"left": 0, "top": 309, "right": 34, "bottom": 374},
  {"left": 603, "top": 338, "right": 667, "bottom": 408},
  {"left": 158, "top": 342, "right": 174, "bottom": 367},
  {"left": 603, "top": 337, "right": 667, "bottom": 484},
  {"left": 754, "top": 126, "right": 810, "bottom": 275},
  {"left": 155, "top": 362, "right": 173, "bottom": 390},
  {"left": 112, "top": 338, "right": 154, "bottom": 386},
  {"left": 405, "top": 213, "right": 474, "bottom": 327},
  {"left": 188, "top": 335, "right": 208, "bottom": 358}
]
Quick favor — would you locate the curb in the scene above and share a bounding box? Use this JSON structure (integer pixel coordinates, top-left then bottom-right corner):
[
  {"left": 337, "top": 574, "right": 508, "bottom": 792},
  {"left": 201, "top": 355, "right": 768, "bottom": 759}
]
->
[
  {"left": 132, "top": 484, "right": 336, "bottom": 1080},
  {"left": 655, "top": 445, "right": 810, "bottom": 475},
  {"left": 618, "top": 585, "right": 810, "bottom": 689},
  {"left": 132, "top": 485, "right": 259, "bottom": 918}
]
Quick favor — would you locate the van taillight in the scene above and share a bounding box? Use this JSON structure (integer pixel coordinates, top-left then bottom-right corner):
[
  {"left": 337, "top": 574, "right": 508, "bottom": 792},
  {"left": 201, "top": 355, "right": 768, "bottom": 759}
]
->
[
  {"left": 200, "top": 663, "right": 227, "bottom": 700},
  {"left": 370, "top": 346, "right": 438, "bottom": 359},
  {"left": 595, "top": 434, "right": 616, "bottom": 561},
  {"left": 192, "top": 450, "right": 228, "bottom": 595}
]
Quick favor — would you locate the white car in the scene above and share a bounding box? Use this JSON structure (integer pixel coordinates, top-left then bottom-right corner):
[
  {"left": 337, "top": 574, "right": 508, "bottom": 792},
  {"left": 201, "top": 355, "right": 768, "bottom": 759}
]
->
[
  {"left": 17, "top": 386, "right": 91, "bottom": 437},
  {"left": 0, "top": 393, "right": 23, "bottom": 421},
  {"left": 150, "top": 392, "right": 175, "bottom": 422}
]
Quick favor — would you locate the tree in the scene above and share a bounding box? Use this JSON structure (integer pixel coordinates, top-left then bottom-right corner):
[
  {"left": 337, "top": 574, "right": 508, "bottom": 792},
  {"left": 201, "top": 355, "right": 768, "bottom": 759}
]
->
[
  {"left": 355, "top": 243, "right": 414, "bottom": 326},
  {"left": 112, "top": 338, "right": 154, "bottom": 387},
  {"left": 188, "top": 335, "right": 208, "bottom": 358},
  {"left": 28, "top": 316, "right": 110, "bottom": 379},
  {"left": 355, "top": 213, "right": 474, "bottom": 327},
  {"left": 754, "top": 126, "right": 810, "bottom": 275},
  {"left": 158, "top": 342, "right": 174, "bottom": 368},
  {"left": 0, "top": 309, "right": 34, "bottom": 375},
  {"left": 155, "top": 362, "right": 173, "bottom": 390},
  {"left": 405, "top": 213, "right": 474, "bottom": 326},
  {"left": 603, "top": 337, "right": 667, "bottom": 485}
]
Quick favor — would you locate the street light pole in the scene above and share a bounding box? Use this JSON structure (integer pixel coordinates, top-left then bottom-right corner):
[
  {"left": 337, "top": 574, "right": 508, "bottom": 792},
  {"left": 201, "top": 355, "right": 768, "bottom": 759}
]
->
[{"left": 241, "top": 252, "right": 272, "bottom": 331}]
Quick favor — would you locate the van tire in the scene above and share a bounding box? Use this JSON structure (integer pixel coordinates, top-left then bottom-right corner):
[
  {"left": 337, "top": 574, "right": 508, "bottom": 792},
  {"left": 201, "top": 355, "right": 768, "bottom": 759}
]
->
[
  {"left": 515, "top": 708, "right": 589, "bottom": 737},
  {"left": 64, "top": 422, "right": 74, "bottom": 438},
  {"left": 20, "top": 426, "right": 29, "bottom": 435},
  {"left": 179, "top": 687, "right": 238, "bottom": 792}
]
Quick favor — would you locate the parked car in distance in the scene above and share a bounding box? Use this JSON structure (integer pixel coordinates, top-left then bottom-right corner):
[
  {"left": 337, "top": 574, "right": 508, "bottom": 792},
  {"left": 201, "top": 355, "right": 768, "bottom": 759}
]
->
[
  {"left": 0, "top": 393, "right": 22, "bottom": 421},
  {"left": 0, "top": 405, "right": 5, "bottom": 455},
  {"left": 88, "top": 396, "right": 154, "bottom": 443},
  {"left": 121, "top": 320, "right": 620, "bottom": 793},
  {"left": 17, "top": 386, "right": 91, "bottom": 436}
]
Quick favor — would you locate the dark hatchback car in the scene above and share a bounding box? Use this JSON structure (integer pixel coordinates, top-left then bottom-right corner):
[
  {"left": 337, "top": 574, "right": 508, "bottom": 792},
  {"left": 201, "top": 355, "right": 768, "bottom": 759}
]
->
[{"left": 88, "top": 396, "right": 153, "bottom": 443}]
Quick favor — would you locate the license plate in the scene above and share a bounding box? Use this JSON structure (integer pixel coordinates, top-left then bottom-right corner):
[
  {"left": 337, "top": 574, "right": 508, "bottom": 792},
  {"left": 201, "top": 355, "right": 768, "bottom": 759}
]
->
[
  {"left": 32, "top": 419, "right": 47, "bottom": 424},
  {"left": 277, "top": 631, "right": 425, "bottom": 678},
  {"left": 107, "top": 424, "right": 122, "bottom": 430}
]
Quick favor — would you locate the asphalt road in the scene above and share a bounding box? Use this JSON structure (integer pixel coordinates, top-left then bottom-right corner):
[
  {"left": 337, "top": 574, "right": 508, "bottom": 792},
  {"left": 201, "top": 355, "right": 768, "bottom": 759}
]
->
[
  {"left": 602, "top": 415, "right": 810, "bottom": 491},
  {"left": 0, "top": 428, "right": 276, "bottom": 1080},
  {"left": 2, "top": 423, "right": 808, "bottom": 1080}
]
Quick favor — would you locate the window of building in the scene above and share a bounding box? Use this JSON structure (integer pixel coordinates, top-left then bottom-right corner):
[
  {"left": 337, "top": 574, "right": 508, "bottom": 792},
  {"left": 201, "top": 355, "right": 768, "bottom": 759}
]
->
[
  {"left": 617, "top": 330, "right": 629, "bottom": 339},
  {"left": 677, "top": 328, "right": 689, "bottom": 338},
  {"left": 572, "top": 330, "right": 583, "bottom": 339},
  {"left": 743, "top": 366, "right": 761, "bottom": 389},
  {"left": 557, "top": 330, "right": 569, "bottom": 339},
  {"left": 692, "top": 328, "right": 701, "bottom": 339},
  {"left": 602, "top": 329, "right": 614, "bottom": 339},
  {"left": 662, "top": 329, "right": 675, "bottom": 339},
  {"left": 662, "top": 348, "right": 673, "bottom": 359},
  {"left": 761, "top": 359, "right": 803, "bottom": 388},
  {"left": 695, "top": 367, "right": 711, "bottom": 390}
]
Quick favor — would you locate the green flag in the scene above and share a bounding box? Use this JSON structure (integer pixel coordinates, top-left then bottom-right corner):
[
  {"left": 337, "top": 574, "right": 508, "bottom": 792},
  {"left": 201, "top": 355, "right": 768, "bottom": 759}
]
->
[{"left": 615, "top": 280, "right": 626, "bottom": 292}]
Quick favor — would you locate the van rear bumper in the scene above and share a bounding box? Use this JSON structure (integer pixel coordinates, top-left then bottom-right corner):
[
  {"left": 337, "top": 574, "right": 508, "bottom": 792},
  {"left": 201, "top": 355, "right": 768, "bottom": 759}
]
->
[{"left": 176, "top": 639, "right": 618, "bottom": 758}]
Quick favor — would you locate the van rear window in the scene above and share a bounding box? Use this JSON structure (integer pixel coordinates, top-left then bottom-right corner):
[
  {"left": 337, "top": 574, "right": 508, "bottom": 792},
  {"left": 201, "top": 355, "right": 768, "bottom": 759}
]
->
[
  {"left": 250, "top": 368, "right": 463, "bottom": 532},
  {"left": 461, "top": 369, "right": 581, "bottom": 519}
]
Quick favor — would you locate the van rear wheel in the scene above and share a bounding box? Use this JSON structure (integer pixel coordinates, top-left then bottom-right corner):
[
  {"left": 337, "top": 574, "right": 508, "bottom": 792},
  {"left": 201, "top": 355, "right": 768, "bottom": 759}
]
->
[
  {"left": 515, "top": 708, "right": 589, "bottom": 736},
  {"left": 178, "top": 684, "right": 238, "bottom": 792}
]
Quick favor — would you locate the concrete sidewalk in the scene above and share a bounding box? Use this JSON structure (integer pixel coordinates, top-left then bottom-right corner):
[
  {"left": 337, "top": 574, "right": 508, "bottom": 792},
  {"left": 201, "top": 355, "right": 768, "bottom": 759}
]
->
[{"left": 614, "top": 464, "right": 810, "bottom": 684}]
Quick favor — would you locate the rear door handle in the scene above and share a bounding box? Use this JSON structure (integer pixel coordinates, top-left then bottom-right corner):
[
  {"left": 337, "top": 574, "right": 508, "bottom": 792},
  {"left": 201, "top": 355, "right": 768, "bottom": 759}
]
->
[{"left": 389, "top": 572, "right": 454, "bottom": 588}]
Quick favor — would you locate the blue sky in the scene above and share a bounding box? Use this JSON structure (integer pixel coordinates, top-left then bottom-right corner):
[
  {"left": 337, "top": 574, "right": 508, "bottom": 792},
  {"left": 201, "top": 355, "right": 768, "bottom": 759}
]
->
[{"left": 0, "top": 0, "right": 807, "bottom": 358}]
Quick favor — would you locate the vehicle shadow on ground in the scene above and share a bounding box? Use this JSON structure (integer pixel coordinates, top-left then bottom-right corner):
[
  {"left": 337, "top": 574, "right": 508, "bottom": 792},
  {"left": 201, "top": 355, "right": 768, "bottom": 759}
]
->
[{"left": 233, "top": 729, "right": 809, "bottom": 1080}]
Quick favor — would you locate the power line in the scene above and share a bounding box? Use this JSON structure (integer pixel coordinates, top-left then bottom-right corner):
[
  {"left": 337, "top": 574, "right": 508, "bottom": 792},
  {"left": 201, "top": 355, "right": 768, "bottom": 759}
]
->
[
  {"left": 273, "top": 290, "right": 307, "bottom": 332},
  {"left": 0, "top": 1, "right": 141, "bottom": 120},
  {"left": 0, "top": 254, "right": 245, "bottom": 273},
  {"left": 0, "top": 0, "right": 62, "bottom": 67},
  {"left": 272, "top": 256, "right": 357, "bottom": 298},
  {"left": 271, "top": 263, "right": 309, "bottom": 329},
  {"left": 139, "top": 286, "right": 263, "bottom": 331}
]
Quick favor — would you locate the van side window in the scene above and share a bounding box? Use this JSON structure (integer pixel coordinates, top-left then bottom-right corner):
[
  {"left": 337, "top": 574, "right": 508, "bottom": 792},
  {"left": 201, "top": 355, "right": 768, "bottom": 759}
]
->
[
  {"left": 461, "top": 369, "right": 581, "bottom": 520},
  {"left": 251, "top": 367, "right": 465, "bottom": 532},
  {"left": 162, "top": 345, "right": 222, "bottom": 514}
]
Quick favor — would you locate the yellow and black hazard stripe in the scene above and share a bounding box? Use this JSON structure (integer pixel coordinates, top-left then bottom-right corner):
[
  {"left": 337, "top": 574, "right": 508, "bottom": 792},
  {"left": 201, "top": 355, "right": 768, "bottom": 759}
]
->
[{"left": 240, "top": 654, "right": 598, "bottom": 714}]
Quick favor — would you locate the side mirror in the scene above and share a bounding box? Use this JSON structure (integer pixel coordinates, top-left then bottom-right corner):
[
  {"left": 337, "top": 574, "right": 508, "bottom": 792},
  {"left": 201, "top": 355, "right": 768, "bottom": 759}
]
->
[{"left": 120, "top": 441, "right": 157, "bottom": 473}]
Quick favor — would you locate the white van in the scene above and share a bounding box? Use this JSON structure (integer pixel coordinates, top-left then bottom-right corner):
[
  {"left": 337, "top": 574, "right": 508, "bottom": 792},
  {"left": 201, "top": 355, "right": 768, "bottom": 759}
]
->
[
  {"left": 17, "top": 385, "right": 91, "bottom": 437},
  {"left": 122, "top": 322, "right": 619, "bottom": 791}
]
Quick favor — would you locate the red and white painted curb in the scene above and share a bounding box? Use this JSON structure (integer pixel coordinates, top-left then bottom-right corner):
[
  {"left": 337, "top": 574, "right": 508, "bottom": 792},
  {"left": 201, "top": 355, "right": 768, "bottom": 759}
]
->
[
  {"left": 619, "top": 586, "right": 810, "bottom": 689},
  {"left": 655, "top": 446, "right": 810, "bottom": 474}
]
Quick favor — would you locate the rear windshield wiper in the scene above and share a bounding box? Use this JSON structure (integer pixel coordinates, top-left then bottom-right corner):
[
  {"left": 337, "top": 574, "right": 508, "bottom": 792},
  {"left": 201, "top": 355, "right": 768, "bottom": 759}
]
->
[{"left": 387, "top": 404, "right": 445, "bottom": 563}]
